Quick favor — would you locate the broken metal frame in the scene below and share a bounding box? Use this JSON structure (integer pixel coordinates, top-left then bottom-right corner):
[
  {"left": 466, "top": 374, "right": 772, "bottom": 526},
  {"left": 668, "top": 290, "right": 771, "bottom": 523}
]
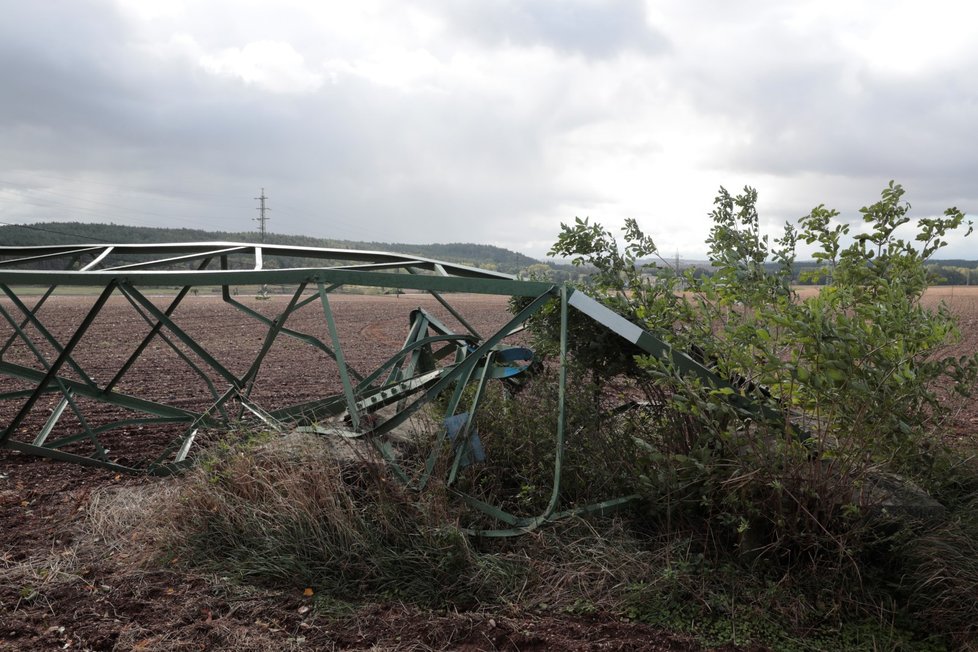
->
[{"left": 0, "top": 242, "right": 767, "bottom": 535}]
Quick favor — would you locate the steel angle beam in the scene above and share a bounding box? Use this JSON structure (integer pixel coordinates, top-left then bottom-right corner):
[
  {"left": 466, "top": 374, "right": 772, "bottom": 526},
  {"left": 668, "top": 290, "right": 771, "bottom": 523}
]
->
[
  {"left": 4, "top": 267, "right": 553, "bottom": 297},
  {"left": 0, "top": 242, "right": 555, "bottom": 474},
  {"left": 0, "top": 241, "right": 802, "bottom": 537},
  {"left": 565, "top": 288, "right": 803, "bottom": 433}
]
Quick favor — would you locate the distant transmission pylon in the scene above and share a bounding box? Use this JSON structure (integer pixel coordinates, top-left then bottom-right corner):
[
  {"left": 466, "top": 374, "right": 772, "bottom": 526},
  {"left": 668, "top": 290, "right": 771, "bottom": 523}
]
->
[{"left": 254, "top": 188, "right": 270, "bottom": 242}]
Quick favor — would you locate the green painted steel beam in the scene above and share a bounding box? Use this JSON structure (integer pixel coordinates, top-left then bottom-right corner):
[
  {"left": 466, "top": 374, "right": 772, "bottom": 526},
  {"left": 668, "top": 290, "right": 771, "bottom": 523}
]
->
[
  {"left": 0, "top": 241, "right": 811, "bottom": 537},
  {"left": 116, "top": 283, "right": 242, "bottom": 388},
  {"left": 268, "top": 395, "right": 349, "bottom": 422},
  {"left": 0, "top": 268, "right": 554, "bottom": 296},
  {"left": 0, "top": 242, "right": 517, "bottom": 280},
  {"left": 2, "top": 283, "right": 117, "bottom": 438},
  {"left": 0, "top": 284, "right": 57, "bottom": 357},
  {"left": 101, "top": 246, "right": 246, "bottom": 271},
  {"left": 318, "top": 283, "right": 361, "bottom": 429},
  {"left": 566, "top": 288, "right": 795, "bottom": 429},
  {"left": 105, "top": 257, "right": 215, "bottom": 392},
  {"left": 42, "top": 417, "right": 193, "bottom": 451},
  {"left": 115, "top": 288, "right": 227, "bottom": 418},
  {"left": 0, "top": 286, "right": 100, "bottom": 389},
  {"left": 240, "top": 282, "right": 309, "bottom": 394},
  {"left": 366, "top": 289, "right": 558, "bottom": 441},
  {"left": 220, "top": 282, "right": 363, "bottom": 383},
  {"left": 0, "top": 361, "right": 199, "bottom": 422},
  {"left": 3, "top": 440, "right": 143, "bottom": 474},
  {"left": 0, "top": 246, "right": 102, "bottom": 268},
  {"left": 355, "top": 333, "right": 477, "bottom": 393}
]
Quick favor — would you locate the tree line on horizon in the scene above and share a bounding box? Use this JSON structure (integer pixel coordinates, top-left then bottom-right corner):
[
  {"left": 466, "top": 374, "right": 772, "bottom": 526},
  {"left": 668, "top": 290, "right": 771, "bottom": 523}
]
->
[{"left": 2, "top": 221, "right": 975, "bottom": 285}]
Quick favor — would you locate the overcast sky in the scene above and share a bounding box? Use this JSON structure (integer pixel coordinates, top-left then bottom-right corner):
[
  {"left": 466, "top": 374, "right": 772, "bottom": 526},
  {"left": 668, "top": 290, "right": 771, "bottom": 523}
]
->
[{"left": 1, "top": 0, "right": 976, "bottom": 260}]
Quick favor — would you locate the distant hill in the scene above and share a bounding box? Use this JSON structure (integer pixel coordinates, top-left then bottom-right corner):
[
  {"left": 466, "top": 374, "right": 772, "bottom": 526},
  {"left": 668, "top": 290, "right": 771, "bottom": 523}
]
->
[
  {"left": 0, "top": 222, "right": 542, "bottom": 275},
  {"left": 18, "top": 222, "right": 973, "bottom": 285}
]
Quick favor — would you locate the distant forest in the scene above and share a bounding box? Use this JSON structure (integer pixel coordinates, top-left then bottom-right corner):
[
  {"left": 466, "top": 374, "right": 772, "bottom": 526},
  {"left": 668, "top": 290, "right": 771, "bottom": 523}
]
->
[
  {"left": 782, "top": 260, "right": 978, "bottom": 286},
  {"left": 2, "top": 222, "right": 975, "bottom": 285}
]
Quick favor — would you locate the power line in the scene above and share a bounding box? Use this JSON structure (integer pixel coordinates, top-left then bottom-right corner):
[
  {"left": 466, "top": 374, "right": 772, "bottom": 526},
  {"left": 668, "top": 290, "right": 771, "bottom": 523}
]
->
[
  {"left": 0, "top": 180, "right": 201, "bottom": 218},
  {"left": 0, "top": 171, "right": 231, "bottom": 200},
  {"left": 273, "top": 200, "right": 394, "bottom": 242},
  {"left": 0, "top": 177, "right": 246, "bottom": 229}
]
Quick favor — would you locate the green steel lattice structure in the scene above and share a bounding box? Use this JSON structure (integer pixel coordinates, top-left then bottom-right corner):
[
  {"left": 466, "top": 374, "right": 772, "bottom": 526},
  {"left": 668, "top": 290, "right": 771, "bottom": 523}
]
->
[{"left": 0, "top": 242, "right": 763, "bottom": 535}]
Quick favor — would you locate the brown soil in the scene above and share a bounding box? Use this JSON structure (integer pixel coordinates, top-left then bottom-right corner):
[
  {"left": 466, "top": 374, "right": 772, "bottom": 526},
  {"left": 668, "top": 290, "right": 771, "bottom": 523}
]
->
[
  {"left": 1, "top": 293, "right": 701, "bottom": 651},
  {"left": 0, "top": 293, "right": 523, "bottom": 467},
  {"left": 3, "top": 288, "right": 977, "bottom": 651}
]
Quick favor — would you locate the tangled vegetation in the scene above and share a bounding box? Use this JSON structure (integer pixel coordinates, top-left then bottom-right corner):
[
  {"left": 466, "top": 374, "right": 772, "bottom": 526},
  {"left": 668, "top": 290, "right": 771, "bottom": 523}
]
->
[
  {"left": 525, "top": 181, "right": 978, "bottom": 648},
  {"left": 159, "top": 182, "right": 978, "bottom": 650}
]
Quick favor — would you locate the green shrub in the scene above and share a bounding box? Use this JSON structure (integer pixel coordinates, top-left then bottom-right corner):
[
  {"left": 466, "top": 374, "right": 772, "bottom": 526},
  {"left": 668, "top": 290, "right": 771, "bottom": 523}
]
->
[{"left": 534, "top": 182, "right": 978, "bottom": 645}]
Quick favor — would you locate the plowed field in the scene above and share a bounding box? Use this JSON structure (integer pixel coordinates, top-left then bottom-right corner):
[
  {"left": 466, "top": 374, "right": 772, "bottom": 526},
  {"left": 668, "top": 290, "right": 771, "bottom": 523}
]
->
[{"left": 2, "top": 289, "right": 977, "bottom": 650}]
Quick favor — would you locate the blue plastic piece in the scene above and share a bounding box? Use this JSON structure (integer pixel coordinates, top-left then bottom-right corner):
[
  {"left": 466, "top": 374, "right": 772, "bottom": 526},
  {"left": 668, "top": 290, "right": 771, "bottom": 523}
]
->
[{"left": 444, "top": 412, "right": 486, "bottom": 467}]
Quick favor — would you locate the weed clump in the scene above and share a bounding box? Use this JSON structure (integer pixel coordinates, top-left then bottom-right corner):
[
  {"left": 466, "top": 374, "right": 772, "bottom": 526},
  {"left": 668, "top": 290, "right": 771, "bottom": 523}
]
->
[{"left": 162, "top": 432, "right": 518, "bottom": 607}]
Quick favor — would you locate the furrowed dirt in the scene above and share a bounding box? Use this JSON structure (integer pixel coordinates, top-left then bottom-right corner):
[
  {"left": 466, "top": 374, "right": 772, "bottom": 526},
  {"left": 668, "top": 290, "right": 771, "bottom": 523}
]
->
[{"left": 2, "top": 289, "right": 977, "bottom": 650}]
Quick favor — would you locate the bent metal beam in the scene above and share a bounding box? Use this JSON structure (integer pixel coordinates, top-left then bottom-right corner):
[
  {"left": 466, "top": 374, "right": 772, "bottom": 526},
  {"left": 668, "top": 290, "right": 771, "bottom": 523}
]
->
[{"left": 0, "top": 242, "right": 767, "bottom": 535}]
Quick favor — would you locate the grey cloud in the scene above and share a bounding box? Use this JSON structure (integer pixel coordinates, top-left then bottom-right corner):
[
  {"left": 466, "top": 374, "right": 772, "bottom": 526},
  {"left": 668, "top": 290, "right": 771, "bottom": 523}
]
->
[
  {"left": 428, "top": 0, "right": 669, "bottom": 58},
  {"left": 0, "top": 0, "right": 659, "bottom": 253},
  {"left": 0, "top": 2, "right": 131, "bottom": 131},
  {"left": 18, "top": 1, "right": 976, "bottom": 261},
  {"left": 674, "top": 45, "right": 978, "bottom": 222},
  {"left": 731, "top": 71, "right": 978, "bottom": 178},
  {"left": 258, "top": 79, "right": 602, "bottom": 242},
  {"left": 0, "top": 3, "right": 593, "bottom": 248}
]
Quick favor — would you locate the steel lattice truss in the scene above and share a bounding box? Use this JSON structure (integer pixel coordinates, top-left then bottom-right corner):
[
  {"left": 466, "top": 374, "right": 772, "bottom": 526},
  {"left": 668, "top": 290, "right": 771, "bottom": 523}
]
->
[{"left": 0, "top": 242, "right": 766, "bottom": 535}]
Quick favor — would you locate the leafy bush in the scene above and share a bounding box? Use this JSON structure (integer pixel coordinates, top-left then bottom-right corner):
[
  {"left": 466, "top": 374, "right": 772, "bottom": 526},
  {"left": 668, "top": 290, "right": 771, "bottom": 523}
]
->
[{"left": 537, "top": 182, "right": 978, "bottom": 645}]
